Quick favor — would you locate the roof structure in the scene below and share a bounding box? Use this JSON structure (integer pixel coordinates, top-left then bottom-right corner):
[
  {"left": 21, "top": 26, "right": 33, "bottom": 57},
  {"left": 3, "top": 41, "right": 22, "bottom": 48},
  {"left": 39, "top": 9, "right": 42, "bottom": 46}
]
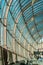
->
[{"left": 0, "top": 0, "right": 43, "bottom": 49}]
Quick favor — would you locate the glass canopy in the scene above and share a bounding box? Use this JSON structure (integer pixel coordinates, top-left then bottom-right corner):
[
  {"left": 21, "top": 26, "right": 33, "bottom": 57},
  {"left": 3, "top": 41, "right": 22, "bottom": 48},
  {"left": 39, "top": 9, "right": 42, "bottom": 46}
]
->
[{"left": 0, "top": 0, "right": 43, "bottom": 47}]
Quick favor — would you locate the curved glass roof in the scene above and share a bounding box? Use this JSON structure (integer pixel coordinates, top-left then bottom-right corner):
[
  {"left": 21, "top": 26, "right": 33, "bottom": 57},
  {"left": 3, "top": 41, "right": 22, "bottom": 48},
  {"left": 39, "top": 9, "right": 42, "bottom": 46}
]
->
[{"left": 0, "top": 0, "right": 43, "bottom": 47}]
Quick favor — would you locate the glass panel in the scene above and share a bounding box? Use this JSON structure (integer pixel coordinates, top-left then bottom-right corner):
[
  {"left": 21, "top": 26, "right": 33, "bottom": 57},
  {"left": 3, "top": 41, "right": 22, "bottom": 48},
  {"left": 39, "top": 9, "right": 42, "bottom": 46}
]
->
[
  {"left": 7, "top": 32, "right": 13, "bottom": 50},
  {"left": 7, "top": 12, "right": 14, "bottom": 33}
]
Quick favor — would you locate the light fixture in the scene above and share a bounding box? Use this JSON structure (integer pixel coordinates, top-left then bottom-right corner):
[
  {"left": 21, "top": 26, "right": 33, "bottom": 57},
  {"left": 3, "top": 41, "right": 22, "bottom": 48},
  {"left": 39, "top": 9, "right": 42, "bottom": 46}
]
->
[
  {"left": 32, "top": 0, "right": 35, "bottom": 4},
  {"left": 31, "top": 17, "right": 34, "bottom": 21},
  {"left": 32, "top": 27, "right": 34, "bottom": 31}
]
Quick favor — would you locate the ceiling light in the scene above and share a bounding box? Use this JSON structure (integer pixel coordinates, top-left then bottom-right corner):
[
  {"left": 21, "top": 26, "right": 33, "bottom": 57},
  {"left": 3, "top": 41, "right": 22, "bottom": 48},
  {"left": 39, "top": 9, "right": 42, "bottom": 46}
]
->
[
  {"left": 32, "top": 27, "right": 34, "bottom": 31},
  {"left": 32, "top": 0, "right": 35, "bottom": 4},
  {"left": 31, "top": 17, "right": 34, "bottom": 21}
]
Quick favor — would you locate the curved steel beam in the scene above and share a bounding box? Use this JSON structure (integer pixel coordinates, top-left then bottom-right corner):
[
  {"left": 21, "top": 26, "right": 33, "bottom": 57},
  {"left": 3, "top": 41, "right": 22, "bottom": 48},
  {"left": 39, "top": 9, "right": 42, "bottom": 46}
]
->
[{"left": 3, "top": 0, "right": 12, "bottom": 48}]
